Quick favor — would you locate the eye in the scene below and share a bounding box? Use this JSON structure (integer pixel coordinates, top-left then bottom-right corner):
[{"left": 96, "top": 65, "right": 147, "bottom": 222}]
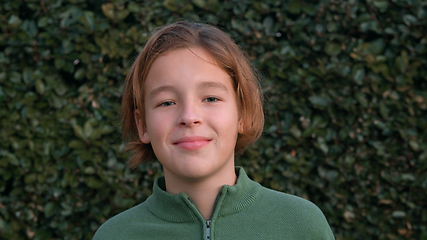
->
[
  {"left": 204, "top": 97, "right": 220, "bottom": 102},
  {"left": 158, "top": 101, "right": 175, "bottom": 107}
]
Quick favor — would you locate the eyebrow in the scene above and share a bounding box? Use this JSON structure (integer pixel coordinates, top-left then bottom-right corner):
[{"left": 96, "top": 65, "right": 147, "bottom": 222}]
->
[
  {"left": 148, "top": 85, "right": 175, "bottom": 99},
  {"left": 148, "top": 81, "right": 229, "bottom": 99},
  {"left": 198, "top": 81, "right": 229, "bottom": 92}
]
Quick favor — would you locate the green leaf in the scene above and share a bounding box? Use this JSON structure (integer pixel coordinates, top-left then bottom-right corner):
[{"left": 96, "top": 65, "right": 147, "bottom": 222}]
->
[
  {"left": 68, "top": 140, "right": 86, "bottom": 149},
  {"left": 289, "top": 125, "right": 301, "bottom": 139},
  {"left": 379, "top": 101, "right": 389, "bottom": 119},
  {"left": 409, "top": 140, "right": 419, "bottom": 151},
  {"left": 35, "top": 79, "right": 46, "bottom": 94},
  {"left": 301, "top": 3, "right": 316, "bottom": 15},
  {"left": 60, "top": 202, "right": 73, "bottom": 216},
  {"left": 72, "top": 125, "right": 86, "bottom": 140},
  {"left": 127, "top": 2, "right": 140, "bottom": 12},
  {"left": 37, "top": 16, "right": 49, "bottom": 28},
  {"left": 369, "top": 39, "right": 385, "bottom": 55},
  {"left": 85, "top": 177, "right": 104, "bottom": 189},
  {"left": 83, "top": 120, "right": 94, "bottom": 139},
  {"left": 0, "top": 157, "right": 8, "bottom": 168},
  {"left": 100, "top": 125, "right": 114, "bottom": 135},
  {"left": 392, "top": 211, "right": 406, "bottom": 218},
  {"left": 286, "top": 138, "right": 300, "bottom": 146},
  {"left": 325, "top": 42, "right": 342, "bottom": 56},
  {"left": 395, "top": 57, "right": 406, "bottom": 73},
  {"left": 163, "top": 0, "right": 178, "bottom": 12},
  {"left": 54, "top": 58, "right": 65, "bottom": 69},
  {"left": 403, "top": 14, "right": 417, "bottom": 26},
  {"left": 10, "top": 72, "right": 21, "bottom": 83},
  {"left": 192, "top": 0, "right": 206, "bottom": 8},
  {"left": 84, "top": 166, "right": 96, "bottom": 174},
  {"left": 401, "top": 173, "right": 415, "bottom": 181},
  {"left": 6, "top": 153, "right": 19, "bottom": 166},
  {"left": 116, "top": 9, "right": 130, "bottom": 21},
  {"left": 101, "top": 3, "right": 115, "bottom": 19},
  {"left": 287, "top": 1, "right": 301, "bottom": 15},
  {"left": 309, "top": 95, "right": 329, "bottom": 108},
  {"left": 373, "top": 0, "right": 389, "bottom": 11},
  {"left": 54, "top": 80, "right": 68, "bottom": 96},
  {"left": 23, "top": 67, "right": 33, "bottom": 83},
  {"left": 284, "top": 154, "right": 297, "bottom": 164},
  {"left": 8, "top": 15, "right": 22, "bottom": 28},
  {"left": 352, "top": 65, "right": 365, "bottom": 85},
  {"left": 74, "top": 68, "right": 85, "bottom": 80},
  {"left": 316, "top": 137, "right": 329, "bottom": 154},
  {"left": 371, "top": 63, "right": 392, "bottom": 81},
  {"left": 81, "top": 11, "right": 95, "bottom": 30},
  {"left": 327, "top": 22, "right": 338, "bottom": 32},
  {"left": 401, "top": 50, "right": 409, "bottom": 67},
  {"left": 22, "top": 20, "right": 38, "bottom": 37},
  {"left": 24, "top": 173, "right": 37, "bottom": 184},
  {"left": 44, "top": 202, "right": 57, "bottom": 218}
]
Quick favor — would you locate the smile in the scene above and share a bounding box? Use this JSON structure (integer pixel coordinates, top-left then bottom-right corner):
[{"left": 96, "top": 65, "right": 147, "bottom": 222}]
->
[{"left": 173, "top": 136, "right": 211, "bottom": 150}]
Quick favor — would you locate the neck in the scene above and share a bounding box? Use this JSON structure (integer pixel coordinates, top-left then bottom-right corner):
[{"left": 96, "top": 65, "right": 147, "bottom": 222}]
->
[{"left": 163, "top": 165, "right": 237, "bottom": 220}]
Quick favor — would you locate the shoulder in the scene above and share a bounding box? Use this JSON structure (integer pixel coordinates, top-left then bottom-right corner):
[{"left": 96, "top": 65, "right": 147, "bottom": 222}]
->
[
  {"left": 93, "top": 201, "right": 152, "bottom": 240},
  {"left": 256, "top": 186, "right": 335, "bottom": 239},
  {"left": 259, "top": 187, "right": 322, "bottom": 214}
]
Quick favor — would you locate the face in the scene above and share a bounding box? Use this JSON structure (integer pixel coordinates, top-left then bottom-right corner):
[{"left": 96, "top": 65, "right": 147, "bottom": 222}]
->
[{"left": 135, "top": 46, "right": 242, "bottom": 183}]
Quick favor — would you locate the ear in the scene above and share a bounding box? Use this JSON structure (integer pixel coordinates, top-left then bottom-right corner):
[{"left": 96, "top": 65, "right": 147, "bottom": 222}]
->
[
  {"left": 238, "top": 118, "right": 244, "bottom": 134},
  {"left": 134, "top": 110, "right": 150, "bottom": 143}
]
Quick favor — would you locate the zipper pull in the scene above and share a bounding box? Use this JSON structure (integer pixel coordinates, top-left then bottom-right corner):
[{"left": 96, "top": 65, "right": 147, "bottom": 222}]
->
[{"left": 205, "top": 220, "right": 211, "bottom": 240}]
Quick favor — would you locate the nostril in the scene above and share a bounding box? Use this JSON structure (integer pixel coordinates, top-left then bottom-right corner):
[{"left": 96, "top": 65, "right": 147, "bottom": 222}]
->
[
  {"left": 178, "top": 107, "right": 201, "bottom": 126},
  {"left": 180, "top": 120, "right": 200, "bottom": 127}
]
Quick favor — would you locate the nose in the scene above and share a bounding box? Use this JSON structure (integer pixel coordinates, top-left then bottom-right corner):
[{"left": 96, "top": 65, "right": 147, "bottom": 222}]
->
[{"left": 178, "top": 101, "right": 201, "bottom": 127}]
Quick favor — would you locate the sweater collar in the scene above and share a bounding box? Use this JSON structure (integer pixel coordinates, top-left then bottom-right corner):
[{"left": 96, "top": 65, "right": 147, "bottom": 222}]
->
[{"left": 145, "top": 167, "right": 261, "bottom": 223}]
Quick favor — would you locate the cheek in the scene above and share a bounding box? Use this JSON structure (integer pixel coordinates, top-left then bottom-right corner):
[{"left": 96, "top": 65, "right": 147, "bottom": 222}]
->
[
  {"left": 213, "top": 107, "right": 240, "bottom": 137},
  {"left": 144, "top": 112, "right": 164, "bottom": 139},
  {"left": 146, "top": 117, "right": 167, "bottom": 137}
]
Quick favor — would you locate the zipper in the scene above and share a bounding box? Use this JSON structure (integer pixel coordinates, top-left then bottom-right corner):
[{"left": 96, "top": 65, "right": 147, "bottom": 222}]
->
[
  {"left": 185, "top": 192, "right": 221, "bottom": 240},
  {"left": 205, "top": 220, "right": 211, "bottom": 240},
  {"left": 205, "top": 191, "right": 221, "bottom": 240}
]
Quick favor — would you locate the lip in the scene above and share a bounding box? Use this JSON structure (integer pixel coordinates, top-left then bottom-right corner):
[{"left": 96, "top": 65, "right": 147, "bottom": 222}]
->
[{"left": 173, "top": 136, "right": 211, "bottom": 150}]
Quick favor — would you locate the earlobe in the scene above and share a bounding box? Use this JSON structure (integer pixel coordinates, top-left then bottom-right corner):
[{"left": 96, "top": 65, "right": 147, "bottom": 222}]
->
[{"left": 134, "top": 110, "right": 151, "bottom": 144}]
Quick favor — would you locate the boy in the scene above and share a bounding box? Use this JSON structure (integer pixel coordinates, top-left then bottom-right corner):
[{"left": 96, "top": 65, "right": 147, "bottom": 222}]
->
[{"left": 94, "top": 21, "right": 334, "bottom": 239}]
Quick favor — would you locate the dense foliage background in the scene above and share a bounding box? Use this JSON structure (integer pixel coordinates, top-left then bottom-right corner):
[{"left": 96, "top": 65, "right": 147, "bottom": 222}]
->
[{"left": 1, "top": 0, "right": 426, "bottom": 239}]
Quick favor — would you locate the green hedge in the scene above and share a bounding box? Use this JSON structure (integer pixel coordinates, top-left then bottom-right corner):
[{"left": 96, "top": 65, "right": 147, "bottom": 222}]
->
[{"left": 1, "top": 0, "right": 426, "bottom": 239}]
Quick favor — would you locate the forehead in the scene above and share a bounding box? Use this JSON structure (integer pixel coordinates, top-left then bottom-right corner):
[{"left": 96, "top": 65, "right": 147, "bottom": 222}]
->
[
  {"left": 150, "top": 46, "right": 218, "bottom": 73},
  {"left": 143, "top": 47, "right": 233, "bottom": 93}
]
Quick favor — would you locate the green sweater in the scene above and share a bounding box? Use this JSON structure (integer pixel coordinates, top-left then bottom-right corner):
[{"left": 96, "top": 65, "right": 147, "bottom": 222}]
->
[{"left": 93, "top": 167, "right": 334, "bottom": 239}]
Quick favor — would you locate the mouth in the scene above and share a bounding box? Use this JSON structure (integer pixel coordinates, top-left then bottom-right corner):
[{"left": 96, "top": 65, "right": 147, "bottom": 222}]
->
[{"left": 173, "top": 136, "right": 211, "bottom": 150}]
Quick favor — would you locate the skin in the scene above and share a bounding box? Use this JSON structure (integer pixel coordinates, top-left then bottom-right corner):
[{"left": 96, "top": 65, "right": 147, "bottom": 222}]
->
[{"left": 135, "top": 46, "right": 243, "bottom": 220}]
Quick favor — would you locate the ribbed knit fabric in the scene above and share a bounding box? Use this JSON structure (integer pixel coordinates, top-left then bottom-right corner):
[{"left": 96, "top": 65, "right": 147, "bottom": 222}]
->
[{"left": 93, "top": 167, "right": 334, "bottom": 240}]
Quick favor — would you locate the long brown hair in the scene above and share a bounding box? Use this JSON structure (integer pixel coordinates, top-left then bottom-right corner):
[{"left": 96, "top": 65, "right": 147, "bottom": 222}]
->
[{"left": 121, "top": 21, "right": 264, "bottom": 168}]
